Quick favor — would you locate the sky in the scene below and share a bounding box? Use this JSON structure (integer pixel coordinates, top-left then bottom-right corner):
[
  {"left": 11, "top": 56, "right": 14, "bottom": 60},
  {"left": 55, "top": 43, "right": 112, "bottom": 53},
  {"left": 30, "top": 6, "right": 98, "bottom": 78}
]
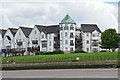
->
[{"left": 0, "top": 0, "right": 119, "bottom": 32}]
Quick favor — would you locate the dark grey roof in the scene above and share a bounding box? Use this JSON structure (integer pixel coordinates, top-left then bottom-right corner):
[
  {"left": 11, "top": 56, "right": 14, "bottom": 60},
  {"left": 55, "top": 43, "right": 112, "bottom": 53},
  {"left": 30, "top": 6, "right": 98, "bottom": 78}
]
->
[
  {"left": 35, "top": 25, "right": 59, "bottom": 34},
  {"left": 9, "top": 28, "right": 18, "bottom": 36},
  {"left": 81, "top": 24, "right": 101, "bottom": 33},
  {"left": 20, "top": 27, "right": 33, "bottom": 38},
  {"left": 0, "top": 29, "right": 7, "bottom": 38}
]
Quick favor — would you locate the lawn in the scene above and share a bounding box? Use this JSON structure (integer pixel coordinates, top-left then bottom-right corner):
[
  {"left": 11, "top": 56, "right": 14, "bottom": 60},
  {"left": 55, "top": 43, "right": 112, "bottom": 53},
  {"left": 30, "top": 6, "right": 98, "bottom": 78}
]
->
[{"left": 2, "top": 52, "right": 119, "bottom": 63}]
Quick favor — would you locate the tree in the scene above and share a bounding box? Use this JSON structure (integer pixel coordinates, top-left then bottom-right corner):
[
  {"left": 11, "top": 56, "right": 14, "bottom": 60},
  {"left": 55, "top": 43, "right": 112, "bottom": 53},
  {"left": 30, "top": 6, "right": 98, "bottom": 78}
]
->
[{"left": 99, "top": 29, "right": 119, "bottom": 52}]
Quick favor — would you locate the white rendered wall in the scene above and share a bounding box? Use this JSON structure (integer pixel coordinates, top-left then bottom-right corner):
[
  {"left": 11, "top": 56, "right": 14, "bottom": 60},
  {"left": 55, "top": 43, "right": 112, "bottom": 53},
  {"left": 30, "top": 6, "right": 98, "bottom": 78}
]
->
[
  {"left": 60, "top": 23, "right": 76, "bottom": 52},
  {"left": 29, "top": 26, "right": 40, "bottom": 48},
  {"left": 14, "top": 28, "right": 28, "bottom": 50},
  {"left": 4, "top": 29, "right": 14, "bottom": 49}
]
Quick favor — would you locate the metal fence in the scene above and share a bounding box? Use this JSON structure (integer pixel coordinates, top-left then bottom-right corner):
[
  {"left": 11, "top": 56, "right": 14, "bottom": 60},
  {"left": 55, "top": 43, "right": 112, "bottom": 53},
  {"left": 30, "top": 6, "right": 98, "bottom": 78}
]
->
[{"left": 2, "top": 54, "right": 118, "bottom": 64}]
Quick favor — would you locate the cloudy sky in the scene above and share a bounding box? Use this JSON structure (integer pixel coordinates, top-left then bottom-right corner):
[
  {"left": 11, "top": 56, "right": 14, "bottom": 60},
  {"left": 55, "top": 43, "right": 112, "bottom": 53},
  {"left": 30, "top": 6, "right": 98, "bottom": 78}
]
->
[{"left": 0, "top": 0, "right": 119, "bottom": 32}]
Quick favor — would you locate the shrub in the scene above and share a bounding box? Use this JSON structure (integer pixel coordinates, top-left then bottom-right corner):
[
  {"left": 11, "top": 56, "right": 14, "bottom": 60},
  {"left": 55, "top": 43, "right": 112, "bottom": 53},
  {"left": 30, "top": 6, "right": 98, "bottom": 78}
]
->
[
  {"left": 53, "top": 50, "right": 64, "bottom": 54},
  {"left": 75, "top": 49, "right": 86, "bottom": 53},
  {"left": 35, "top": 50, "right": 64, "bottom": 55},
  {"left": 100, "top": 50, "right": 107, "bottom": 52},
  {"left": 44, "top": 52, "right": 54, "bottom": 55},
  {"left": 35, "top": 51, "right": 44, "bottom": 55}
]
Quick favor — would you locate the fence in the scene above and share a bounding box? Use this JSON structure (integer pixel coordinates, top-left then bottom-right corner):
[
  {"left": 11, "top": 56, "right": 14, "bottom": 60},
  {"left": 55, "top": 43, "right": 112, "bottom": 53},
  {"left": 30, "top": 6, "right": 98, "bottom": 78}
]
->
[{"left": 2, "top": 54, "right": 119, "bottom": 64}]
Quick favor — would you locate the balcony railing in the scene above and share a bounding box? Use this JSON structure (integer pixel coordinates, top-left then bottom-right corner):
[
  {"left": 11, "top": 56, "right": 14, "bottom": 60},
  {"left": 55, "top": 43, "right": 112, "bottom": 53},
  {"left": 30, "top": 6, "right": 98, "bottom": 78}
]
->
[
  {"left": 70, "top": 35, "right": 74, "bottom": 38},
  {"left": 17, "top": 42, "right": 22, "bottom": 45},
  {"left": 32, "top": 40, "right": 38, "bottom": 44},
  {"left": 92, "top": 42, "right": 98, "bottom": 46},
  {"left": 70, "top": 43, "right": 74, "bottom": 46}
]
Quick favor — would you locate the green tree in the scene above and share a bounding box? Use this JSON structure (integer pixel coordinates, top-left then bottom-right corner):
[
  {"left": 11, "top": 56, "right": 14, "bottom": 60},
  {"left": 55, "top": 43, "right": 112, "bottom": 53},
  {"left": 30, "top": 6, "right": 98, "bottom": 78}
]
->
[{"left": 99, "top": 29, "right": 119, "bottom": 52}]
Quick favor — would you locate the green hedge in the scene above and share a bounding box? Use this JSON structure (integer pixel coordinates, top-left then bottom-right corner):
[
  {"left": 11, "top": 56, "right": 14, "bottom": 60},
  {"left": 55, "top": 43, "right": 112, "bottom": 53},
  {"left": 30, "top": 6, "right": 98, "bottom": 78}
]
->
[
  {"left": 75, "top": 49, "right": 87, "bottom": 53},
  {"left": 35, "top": 50, "right": 64, "bottom": 55}
]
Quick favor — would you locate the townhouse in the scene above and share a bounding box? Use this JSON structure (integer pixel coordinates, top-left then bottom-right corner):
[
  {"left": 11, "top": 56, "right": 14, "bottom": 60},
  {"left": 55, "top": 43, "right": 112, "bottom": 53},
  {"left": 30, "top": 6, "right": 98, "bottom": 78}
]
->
[
  {"left": 14, "top": 27, "right": 32, "bottom": 56},
  {"left": 0, "top": 29, "right": 7, "bottom": 53},
  {"left": 29, "top": 25, "right": 59, "bottom": 54},
  {"left": 81, "top": 24, "right": 101, "bottom": 52},
  {"left": 0, "top": 14, "right": 102, "bottom": 57}
]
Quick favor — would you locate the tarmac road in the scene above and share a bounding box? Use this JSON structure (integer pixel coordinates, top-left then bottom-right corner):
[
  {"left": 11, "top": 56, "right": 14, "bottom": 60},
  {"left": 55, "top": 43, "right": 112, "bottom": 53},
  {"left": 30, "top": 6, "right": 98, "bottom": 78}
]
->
[{"left": 2, "top": 68, "right": 118, "bottom": 78}]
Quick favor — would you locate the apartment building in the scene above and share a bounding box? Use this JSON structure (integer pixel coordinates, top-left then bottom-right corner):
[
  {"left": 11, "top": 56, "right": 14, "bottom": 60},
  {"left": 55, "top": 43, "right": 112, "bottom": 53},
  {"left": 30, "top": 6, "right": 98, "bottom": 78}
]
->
[
  {"left": 29, "top": 25, "right": 59, "bottom": 54},
  {"left": 0, "top": 14, "right": 102, "bottom": 56},
  {"left": 81, "top": 24, "right": 101, "bottom": 52}
]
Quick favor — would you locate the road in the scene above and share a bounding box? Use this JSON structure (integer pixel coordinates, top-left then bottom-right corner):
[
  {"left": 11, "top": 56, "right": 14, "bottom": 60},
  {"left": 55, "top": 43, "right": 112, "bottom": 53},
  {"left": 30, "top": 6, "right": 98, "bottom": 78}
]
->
[{"left": 2, "top": 68, "right": 118, "bottom": 78}]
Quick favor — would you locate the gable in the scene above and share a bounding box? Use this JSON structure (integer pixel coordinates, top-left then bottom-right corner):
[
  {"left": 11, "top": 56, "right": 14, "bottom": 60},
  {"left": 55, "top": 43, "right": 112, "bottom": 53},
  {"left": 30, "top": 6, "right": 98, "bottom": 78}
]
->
[
  {"left": 29, "top": 26, "right": 40, "bottom": 37},
  {"left": 4, "top": 29, "right": 13, "bottom": 40}
]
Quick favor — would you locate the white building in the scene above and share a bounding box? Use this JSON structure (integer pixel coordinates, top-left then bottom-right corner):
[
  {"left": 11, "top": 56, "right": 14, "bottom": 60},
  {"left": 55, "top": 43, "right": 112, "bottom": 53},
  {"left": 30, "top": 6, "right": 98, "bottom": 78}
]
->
[
  {"left": 14, "top": 27, "right": 32, "bottom": 55},
  {"left": 81, "top": 24, "right": 101, "bottom": 53},
  {"left": 59, "top": 14, "right": 76, "bottom": 53},
  {"left": 0, "top": 29, "right": 7, "bottom": 53},
  {"left": 29, "top": 25, "right": 59, "bottom": 53},
  {"left": 1, "top": 14, "right": 103, "bottom": 56},
  {"left": 3, "top": 28, "right": 18, "bottom": 50}
]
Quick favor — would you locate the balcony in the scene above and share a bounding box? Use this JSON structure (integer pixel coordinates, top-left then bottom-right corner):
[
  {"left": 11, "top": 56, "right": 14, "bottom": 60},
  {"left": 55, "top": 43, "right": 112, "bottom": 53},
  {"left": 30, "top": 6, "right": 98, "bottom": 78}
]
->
[
  {"left": 17, "top": 42, "right": 22, "bottom": 45},
  {"left": 70, "top": 35, "right": 74, "bottom": 38},
  {"left": 70, "top": 43, "right": 74, "bottom": 46},
  {"left": 32, "top": 40, "right": 38, "bottom": 44},
  {"left": 92, "top": 42, "right": 98, "bottom": 46}
]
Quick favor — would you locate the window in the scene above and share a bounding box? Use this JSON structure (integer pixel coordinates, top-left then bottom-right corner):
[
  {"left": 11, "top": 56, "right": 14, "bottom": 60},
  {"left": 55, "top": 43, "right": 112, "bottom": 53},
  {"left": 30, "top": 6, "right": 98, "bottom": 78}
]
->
[
  {"left": 19, "top": 32, "right": 21, "bottom": 35},
  {"left": 49, "top": 41, "right": 51, "bottom": 46},
  {"left": 70, "top": 40, "right": 74, "bottom": 46},
  {"left": 87, "top": 40, "right": 89, "bottom": 44},
  {"left": 70, "top": 47, "right": 73, "bottom": 51},
  {"left": 41, "top": 34, "right": 44, "bottom": 39},
  {"left": 87, "top": 48, "right": 89, "bottom": 52},
  {"left": 70, "top": 24, "right": 74, "bottom": 30},
  {"left": 64, "top": 24, "right": 68, "bottom": 30},
  {"left": 70, "top": 40, "right": 73, "bottom": 43},
  {"left": 70, "top": 33, "right": 74, "bottom": 38},
  {"left": 65, "top": 32, "right": 68, "bottom": 37},
  {"left": 65, "top": 40, "right": 68, "bottom": 44},
  {"left": 65, "top": 47, "right": 68, "bottom": 51},
  {"left": 87, "top": 33, "right": 89, "bottom": 36},
  {"left": 49, "top": 34, "right": 51, "bottom": 39},
  {"left": 93, "top": 34, "right": 95, "bottom": 37},
  {"left": 60, "top": 27, "right": 63, "bottom": 30},
  {"left": 35, "top": 31, "right": 36, "bottom": 34},
  {"left": 42, "top": 41, "right": 47, "bottom": 48}
]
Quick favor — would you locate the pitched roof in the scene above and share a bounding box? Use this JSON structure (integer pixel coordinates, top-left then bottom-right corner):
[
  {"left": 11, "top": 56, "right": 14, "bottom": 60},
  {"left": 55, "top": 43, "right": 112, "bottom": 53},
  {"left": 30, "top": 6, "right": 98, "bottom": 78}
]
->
[
  {"left": 9, "top": 28, "right": 18, "bottom": 36},
  {"left": 81, "top": 24, "right": 101, "bottom": 33},
  {"left": 0, "top": 29, "right": 7, "bottom": 38},
  {"left": 20, "top": 27, "right": 33, "bottom": 38},
  {"left": 35, "top": 25, "right": 59, "bottom": 34},
  {"left": 59, "top": 14, "right": 75, "bottom": 24}
]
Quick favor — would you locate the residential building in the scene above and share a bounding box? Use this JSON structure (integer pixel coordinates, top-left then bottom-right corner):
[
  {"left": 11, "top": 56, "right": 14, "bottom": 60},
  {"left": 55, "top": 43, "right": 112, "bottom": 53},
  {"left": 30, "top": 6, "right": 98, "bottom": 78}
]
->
[
  {"left": 0, "top": 29, "right": 7, "bottom": 53},
  {"left": 81, "top": 24, "right": 101, "bottom": 52},
  {"left": 0, "top": 14, "right": 103, "bottom": 56},
  {"left": 29, "top": 25, "right": 59, "bottom": 54},
  {"left": 59, "top": 14, "right": 76, "bottom": 53},
  {"left": 14, "top": 27, "right": 32, "bottom": 55}
]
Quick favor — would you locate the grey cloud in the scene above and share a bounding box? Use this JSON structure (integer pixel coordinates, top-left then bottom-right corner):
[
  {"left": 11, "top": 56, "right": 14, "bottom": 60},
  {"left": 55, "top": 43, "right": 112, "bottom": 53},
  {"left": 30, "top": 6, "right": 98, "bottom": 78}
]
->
[{"left": 0, "top": 1, "right": 118, "bottom": 32}]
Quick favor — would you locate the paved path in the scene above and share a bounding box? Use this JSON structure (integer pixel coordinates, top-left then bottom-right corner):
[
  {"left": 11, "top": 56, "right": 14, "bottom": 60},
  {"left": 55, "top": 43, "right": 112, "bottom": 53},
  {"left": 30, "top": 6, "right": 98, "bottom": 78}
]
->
[{"left": 2, "top": 68, "right": 118, "bottom": 78}]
